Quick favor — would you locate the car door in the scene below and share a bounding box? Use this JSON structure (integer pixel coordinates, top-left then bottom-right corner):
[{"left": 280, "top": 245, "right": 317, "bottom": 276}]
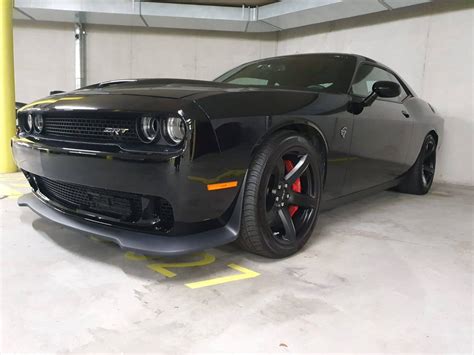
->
[{"left": 344, "top": 63, "right": 414, "bottom": 194}]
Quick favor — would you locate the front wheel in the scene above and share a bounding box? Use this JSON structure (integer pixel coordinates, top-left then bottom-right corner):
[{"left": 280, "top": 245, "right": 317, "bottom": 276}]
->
[{"left": 238, "top": 131, "right": 323, "bottom": 258}]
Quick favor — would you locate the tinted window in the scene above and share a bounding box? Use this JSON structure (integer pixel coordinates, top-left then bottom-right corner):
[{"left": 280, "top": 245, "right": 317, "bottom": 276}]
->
[
  {"left": 351, "top": 64, "right": 407, "bottom": 101},
  {"left": 214, "top": 55, "right": 357, "bottom": 94}
]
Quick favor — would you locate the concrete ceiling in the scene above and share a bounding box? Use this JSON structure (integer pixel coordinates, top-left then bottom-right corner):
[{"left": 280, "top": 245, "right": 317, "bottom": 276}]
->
[
  {"left": 13, "top": 0, "right": 432, "bottom": 32},
  {"left": 149, "top": 0, "right": 277, "bottom": 6}
]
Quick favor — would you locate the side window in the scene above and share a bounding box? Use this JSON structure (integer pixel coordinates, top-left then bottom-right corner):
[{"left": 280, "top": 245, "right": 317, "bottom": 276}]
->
[{"left": 351, "top": 64, "right": 407, "bottom": 101}]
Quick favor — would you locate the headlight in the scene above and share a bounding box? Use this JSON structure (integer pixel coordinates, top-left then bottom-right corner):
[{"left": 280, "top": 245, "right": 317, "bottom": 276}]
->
[
  {"left": 25, "top": 113, "right": 33, "bottom": 132},
  {"left": 166, "top": 116, "right": 186, "bottom": 144},
  {"left": 139, "top": 116, "right": 160, "bottom": 143},
  {"left": 34, "top": 114, "right": 44, "bottom": 133}
]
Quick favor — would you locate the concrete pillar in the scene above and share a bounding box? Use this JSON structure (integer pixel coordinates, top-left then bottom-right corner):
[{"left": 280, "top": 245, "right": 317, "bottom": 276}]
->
[{"left": 0, "top": 0, "right": 16, "bottom": 173}]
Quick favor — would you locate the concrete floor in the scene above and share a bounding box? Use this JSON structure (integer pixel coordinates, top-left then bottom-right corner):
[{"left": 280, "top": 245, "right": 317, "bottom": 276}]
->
[{"left": 0, "top": 172, "right": 472, "bottom": 353}]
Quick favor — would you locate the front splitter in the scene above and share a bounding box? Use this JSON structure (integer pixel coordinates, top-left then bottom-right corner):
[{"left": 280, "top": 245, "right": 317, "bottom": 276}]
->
[{"left": 18, "top": 192, "right": 241, "bottom": 256}]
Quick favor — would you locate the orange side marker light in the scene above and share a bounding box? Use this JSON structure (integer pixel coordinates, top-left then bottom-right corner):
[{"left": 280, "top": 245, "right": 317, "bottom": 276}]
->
[{"left": 207, "top": 181, "right": 238, "bottom": 191}]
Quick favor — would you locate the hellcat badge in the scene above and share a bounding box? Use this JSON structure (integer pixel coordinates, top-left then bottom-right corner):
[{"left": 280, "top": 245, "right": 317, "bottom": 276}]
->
[{"left": 340, "top": 126, "right": 348, "bottom": 139}]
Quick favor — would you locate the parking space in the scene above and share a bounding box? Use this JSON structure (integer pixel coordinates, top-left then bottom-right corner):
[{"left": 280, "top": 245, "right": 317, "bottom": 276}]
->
[{"left": 1, "top": 172, "right": 471, "bottom": 353}]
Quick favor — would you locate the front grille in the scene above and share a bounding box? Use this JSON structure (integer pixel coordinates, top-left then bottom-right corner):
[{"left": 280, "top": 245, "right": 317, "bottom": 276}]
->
[
  {"left": 34, "top": 176, "right": 174, "bottom": 229},
  {"left": 42, "top": 117, "right": 138, "bottom": 143}
]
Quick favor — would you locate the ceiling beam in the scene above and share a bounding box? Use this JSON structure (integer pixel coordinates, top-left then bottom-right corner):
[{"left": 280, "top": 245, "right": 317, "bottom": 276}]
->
[{"left": 13, "top": 0, "right": 432, "bottom": 32}]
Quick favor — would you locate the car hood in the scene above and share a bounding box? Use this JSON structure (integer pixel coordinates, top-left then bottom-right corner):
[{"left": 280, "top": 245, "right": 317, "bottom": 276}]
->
[
  {"left": 16, "top": 79, "right": 239, "bottom": 112},
  {"left": 18, "top": 79, "right": 343, "bottom": 118},
  {"left": 77, "top": 79, "right": 250, "bottom": 99}
]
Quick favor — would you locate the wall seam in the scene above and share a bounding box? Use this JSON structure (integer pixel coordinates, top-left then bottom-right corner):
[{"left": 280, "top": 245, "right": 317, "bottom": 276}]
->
[{"left": 420, "top": 3, "right": 433, "bottom": 98}]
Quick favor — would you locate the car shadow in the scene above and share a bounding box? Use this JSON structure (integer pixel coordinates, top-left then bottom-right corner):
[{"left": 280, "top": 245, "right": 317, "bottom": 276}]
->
[
  {"left": 26, "top": 187, "right": 431, "bottom": 284},
  {"left": 29, "top": 217, "right": 265, "bottom": 285}
]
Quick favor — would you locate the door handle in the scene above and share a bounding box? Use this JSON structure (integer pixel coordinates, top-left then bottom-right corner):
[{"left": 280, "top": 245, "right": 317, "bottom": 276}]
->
[{"left": 402, "top": 110, "right": 410, "bottom": 118}]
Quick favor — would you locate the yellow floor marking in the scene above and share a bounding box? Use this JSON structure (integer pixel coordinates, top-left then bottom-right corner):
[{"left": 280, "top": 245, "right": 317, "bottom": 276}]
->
[
  {"left": 11, "top": 183, "right": 30, "bottom": 188},
  {"left": 0, "top": 178, "right": 24, "bottom": 182},
  {"left": 89, "top": 235, "right": 105, "bottom": 243},
  {"left": 88, "top": 235, "right": 115, "bottom": 244},
  {"left": 125, "top": 251, "right": 148, "bottom": 261},
  {"left": 185, "top": 263, "right": 260, "bottom": 289},
  {"left": 147, "top": 252, "right": 216, "bottom": 278},
  {"left": 0, "top": 174, "right": 23, "bottom": 180},
  {"left": 0, "top": 184, "right": 23, "bottom": 198}
]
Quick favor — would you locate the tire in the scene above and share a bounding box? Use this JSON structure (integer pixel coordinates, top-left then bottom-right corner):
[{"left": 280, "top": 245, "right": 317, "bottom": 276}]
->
[
  {"left": 238, "top": 130, "right": 323, "bottom": 258},
  {"left": 397, "top": 134, "right": 437, "bottom": 195}
]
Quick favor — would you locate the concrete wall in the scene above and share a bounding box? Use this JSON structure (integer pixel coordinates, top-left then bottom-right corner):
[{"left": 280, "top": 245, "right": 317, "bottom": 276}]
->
[
  {"left": 13, "top": 20, "right": 276, "bottom": 102},
  {"left": 85, "top": 25, "right": 276, "bottom": 85},
  {"left": 277, "top": 0, "right": 473, "bottom": 185},
  {"left": 12, "top": 0, "right": 473, "bottom": 185},
  {"left": 13, "top": 20, "right": 75, "bottom": 104}
]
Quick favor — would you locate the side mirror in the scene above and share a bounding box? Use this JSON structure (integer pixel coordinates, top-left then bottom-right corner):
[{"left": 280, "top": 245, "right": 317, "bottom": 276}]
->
[
  {"left": 362, "top": 80, "right": 401, "bottom": 107},
  {"left": 373, "top": 81, "right": 401, "bottom": 98}
]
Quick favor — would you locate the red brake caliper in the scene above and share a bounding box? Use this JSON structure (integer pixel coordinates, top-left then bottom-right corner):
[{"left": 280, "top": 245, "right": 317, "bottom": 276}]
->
[{"left": 284, "top": 160, "right": 301, "bottom": 217}]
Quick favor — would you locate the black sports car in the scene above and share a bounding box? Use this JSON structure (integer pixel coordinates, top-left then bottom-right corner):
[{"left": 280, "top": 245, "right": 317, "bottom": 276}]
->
[{"left": 12, "top": 53, "right": 443, "bottom": 258}]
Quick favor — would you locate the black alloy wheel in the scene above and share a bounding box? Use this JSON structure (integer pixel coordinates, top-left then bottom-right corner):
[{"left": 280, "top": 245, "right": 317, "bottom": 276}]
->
[
  {"left": 421, "top": 137, "right": 436, "bottom": 188},
  {"left": 397, "top": 134, "right": 437, "bottom": 195},
  {"left": 264, "top": 151, "right": 317, "bottom": 244},
  {"left": 238, "top": 131, "right": 323, "bottom": 258}
]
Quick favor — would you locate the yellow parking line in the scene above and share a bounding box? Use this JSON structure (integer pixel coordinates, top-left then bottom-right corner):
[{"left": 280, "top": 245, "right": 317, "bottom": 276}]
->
[
  {"left": 0, "top": 184, "right": 23, "bottom": 198},
  {"left": 147, "top": 252, "right": 216, "bottom": 278},
  {"left": 11, "top": 183, "right": 30, "bottom": 188},
  {"left": 89, "top": 235, "right": 114, "bottom": 244},
  {"left": 0, "top": 175, "right": 23, "bottom": 182},
  {"left": 125, "top": 251, "right": 148, "bottom": 261},
  {"left": 185, "top": 263, "right": 260, "bottom": 289},
  {"left": 124, "top": 251, "right": 261, "bottom": 289}
]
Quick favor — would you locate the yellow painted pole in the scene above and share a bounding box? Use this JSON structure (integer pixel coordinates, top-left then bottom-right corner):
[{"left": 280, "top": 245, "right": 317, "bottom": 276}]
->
[{"left": 0, "top": 0, "right": 17, "bottom": 173}]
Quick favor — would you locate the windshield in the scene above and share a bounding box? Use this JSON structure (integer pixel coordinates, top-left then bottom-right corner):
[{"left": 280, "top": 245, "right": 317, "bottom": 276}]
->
[{"left": 214, "top": 54, "right": 356, "bottom": 94}]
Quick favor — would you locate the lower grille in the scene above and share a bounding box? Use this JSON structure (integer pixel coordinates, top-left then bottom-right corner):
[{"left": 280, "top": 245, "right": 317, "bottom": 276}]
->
[{"left": 34, "top": 175, "right": 173, "bottom": 229}]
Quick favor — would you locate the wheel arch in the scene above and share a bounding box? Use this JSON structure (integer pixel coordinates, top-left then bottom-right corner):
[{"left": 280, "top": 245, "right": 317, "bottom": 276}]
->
[
  {"left": 417, "top": 129, "right": 439, "bottom": 156},
  {"left": 406, "top": 128, "right": 440, "bottom": 169},
  {"left": 428, "top": 129, "right": 439, "bottom": 144},
  {"left": 250, "top": 119, "right": 329, "bottom": 186}
]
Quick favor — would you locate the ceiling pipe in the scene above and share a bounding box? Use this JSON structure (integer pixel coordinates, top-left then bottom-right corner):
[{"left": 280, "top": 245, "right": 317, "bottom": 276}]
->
[{"left": 74, "top": 22, "right": 86, "bottom": 89}]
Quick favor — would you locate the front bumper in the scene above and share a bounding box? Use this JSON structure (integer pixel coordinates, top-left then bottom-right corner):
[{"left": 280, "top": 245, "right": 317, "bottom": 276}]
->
[
  {"left": 18, "top": 192, "right": 242, "bottom": 256},
  {"left": 11, "top": 136, "right": 245, "bottom": 225},
  {"left": 12, "top": 135, "right": 246, "bottom": 254}
]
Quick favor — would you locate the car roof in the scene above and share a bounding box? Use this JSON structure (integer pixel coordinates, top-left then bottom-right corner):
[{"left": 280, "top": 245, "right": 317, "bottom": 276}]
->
[
  {"left": 255, "top": 52, "right": 377, "bottom": 65},
  {"left": 244, "top": 52, "right": 416, "bottom": 96}
]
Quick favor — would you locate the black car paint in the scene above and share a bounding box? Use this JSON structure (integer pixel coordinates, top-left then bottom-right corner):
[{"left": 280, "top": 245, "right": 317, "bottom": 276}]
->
[
  {"left": 15, "top": 102, "right": 26, "bottom": 110},
  {"left": 12, "top": 53, "right": 443, "bottom": 255}
]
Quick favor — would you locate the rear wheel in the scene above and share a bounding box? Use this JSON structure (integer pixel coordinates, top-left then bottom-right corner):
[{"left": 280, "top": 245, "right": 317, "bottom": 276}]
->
[
  {"left": 238, "top": 131, "right": 323, "bottom": 258},
  {"left": 397, "top": 134, "right": 437, "bottom": 195}
]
